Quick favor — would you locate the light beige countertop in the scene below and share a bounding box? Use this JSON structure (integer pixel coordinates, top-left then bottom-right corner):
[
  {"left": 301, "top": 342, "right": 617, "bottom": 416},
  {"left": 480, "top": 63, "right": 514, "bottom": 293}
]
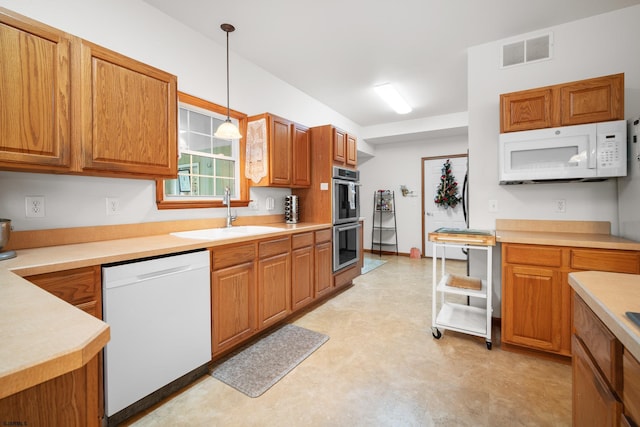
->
[
  {"left": 569, "top": 271, "right": 640, "bottom": 361},
  {"left": 0, "top": 221, "right": 330, "bottom": 399},
  {"left": 496, "top": 230, "right": 640, "bottom": 250},
  {"left": 495, "top": 218, "right": 640, "bottom": 250}
]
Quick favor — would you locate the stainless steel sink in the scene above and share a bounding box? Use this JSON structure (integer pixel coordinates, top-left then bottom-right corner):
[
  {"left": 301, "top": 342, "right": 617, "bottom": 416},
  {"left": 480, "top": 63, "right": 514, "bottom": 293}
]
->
[{"left": 171, "top": 225, "right": 282, "bottom": 241}]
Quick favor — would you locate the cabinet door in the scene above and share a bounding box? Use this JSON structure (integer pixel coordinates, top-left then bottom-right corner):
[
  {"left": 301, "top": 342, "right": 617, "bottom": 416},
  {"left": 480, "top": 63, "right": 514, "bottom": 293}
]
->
[
  {"left": 212, "top": 261, "right": 256, "bottom": 355},
  {"left": 560, "top": 74, "right": 624, "bottom": 126},
  {"left": 291, "top": 245, "right": 314, "bottom": 311},
  {"left": 333, "top": 128, "right": 346, "bottom": 164},
  {"left": 500, "top": 88, "right": 555, "bottom": 133},
  {"left": 0, "top": 354, "right": 101, "bottom": 427},
  {"left": 292, "top": 123, "right": 311, "bottom": 187},
  {"left": 79, "top": 41, "right": 177, "bottom": 178},
  {"left": 258, "top": 252, "right": 291, "bottom": 329},
  {"left": 269, "top": 115, "right": 292, "bottom": 185},
  {"left": 572, "top": 336, "right": 622, "bottom": 427},
  {"left": 315, "top": 241, "right": 333, "bottom": 297},
  {"left": 502, "top": 264, "right": 563, "bottom": 352},
  {"left": 346, "top": 134, "right": 357, "bottom": 167},
  {"left": 623, "top": 350, "right": 640, "bottom": 425},
  {"left": 0, "top": 11, "right": 72, "bottom": 171}
]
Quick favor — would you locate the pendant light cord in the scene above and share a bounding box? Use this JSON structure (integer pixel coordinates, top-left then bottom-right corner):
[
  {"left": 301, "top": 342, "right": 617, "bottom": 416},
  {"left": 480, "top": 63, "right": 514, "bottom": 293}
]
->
[{"left": 225, "top": 28, "right": 230, "bottom": 120}]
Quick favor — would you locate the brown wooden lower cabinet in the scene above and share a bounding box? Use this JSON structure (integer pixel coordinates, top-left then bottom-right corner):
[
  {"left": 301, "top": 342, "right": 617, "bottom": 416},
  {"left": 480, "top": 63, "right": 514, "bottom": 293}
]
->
[
  {"left": 623, "top": 349, "right": 640, "bottom": 424},
  {"left": 211, "top": 228, "right": 337, "bottom": 359},
  {"left": 502, "top": 264, "right": 563, "bottom": 352},
  {"left": 210, "top": 242, "right": 257, "bottom": 357},
  {"left": 211, "top": 260, "right": 256, "bottom": 356},
  {"left": 0, "top": 355, "right": 100, "bottom": 427},
  {"left": 257, "top": 236, "right": 291, "bottom": 329},
  {"left": 570, "top": 294, "right": 640, "bottom": 426},
  {"left": 572, "top": 335, "right": 622, "bottom": 426},
  {"left": 315, "top": 230, "right": 333, "bottom": 298},
  {"left": 5, "top": 266, "right": 104, "bottom": 426},
  {"left": 291, "top": 232, "right": 315, "bottom": 311},
  {"left": 502, "top": 243, "right": 640, "bottom": 357}
]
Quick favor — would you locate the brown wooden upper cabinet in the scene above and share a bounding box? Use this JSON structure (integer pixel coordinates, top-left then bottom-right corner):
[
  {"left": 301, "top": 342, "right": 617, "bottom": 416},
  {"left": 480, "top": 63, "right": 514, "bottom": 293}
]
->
[
  {"left": 79, "top": 41, "right": 177, "bottom": 178},
  {"left": 247, "top": 113, "right": 310, "bottom": 188},
  {"left": 332, "top": 127, "right": 357, "bottom": 167},
  {"left": 500, "top": 73, "right": 624, "bottom": 133},
  {"left": 0, "top": 9, "right": 73, "bottom": 172},
  {"left": 0, "top": 8, "right": 178, "bottom": 179}
]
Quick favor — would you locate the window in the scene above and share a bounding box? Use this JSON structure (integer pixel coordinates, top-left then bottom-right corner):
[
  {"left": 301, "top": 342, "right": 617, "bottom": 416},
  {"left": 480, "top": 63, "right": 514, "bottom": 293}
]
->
[{"left": 156, "top": 92, "right": 249, "bottom": 209}]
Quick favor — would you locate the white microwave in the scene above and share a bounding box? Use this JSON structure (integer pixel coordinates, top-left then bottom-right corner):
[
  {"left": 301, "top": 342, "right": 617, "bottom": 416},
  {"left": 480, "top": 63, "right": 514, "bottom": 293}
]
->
[{"left": 499, "top": 120, "right": 627, "bottom": 184}]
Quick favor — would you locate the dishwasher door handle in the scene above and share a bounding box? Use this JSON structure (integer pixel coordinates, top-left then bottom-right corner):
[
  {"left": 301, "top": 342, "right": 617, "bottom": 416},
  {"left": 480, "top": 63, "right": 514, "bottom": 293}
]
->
[
  {"left": 104, "top": 264, "right": 207, "bottom": 289},
  {"left": 135, "top": 265, "right": 193, "bottom": 282}
]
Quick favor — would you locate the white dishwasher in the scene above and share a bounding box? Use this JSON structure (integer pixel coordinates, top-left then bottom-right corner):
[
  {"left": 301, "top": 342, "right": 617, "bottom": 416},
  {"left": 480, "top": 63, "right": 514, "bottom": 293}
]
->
[{"left": 102, "top": 250, "right": 211, "bottom": 421}]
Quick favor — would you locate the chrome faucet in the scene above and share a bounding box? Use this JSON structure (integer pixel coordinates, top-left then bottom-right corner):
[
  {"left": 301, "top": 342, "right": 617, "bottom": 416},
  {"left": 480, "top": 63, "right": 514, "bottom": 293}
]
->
[{"left": 223, "top": 187, "right": 237, "bottom": 227}]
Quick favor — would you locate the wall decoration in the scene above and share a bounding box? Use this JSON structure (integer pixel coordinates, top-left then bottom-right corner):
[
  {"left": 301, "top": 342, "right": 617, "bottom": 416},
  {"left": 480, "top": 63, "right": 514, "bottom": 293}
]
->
[
  {"left": 246, "top": 118, "right": 267, "bottom": 183},
  {"left": 434, "top": 159, "right": 461, "bottom": 208}
]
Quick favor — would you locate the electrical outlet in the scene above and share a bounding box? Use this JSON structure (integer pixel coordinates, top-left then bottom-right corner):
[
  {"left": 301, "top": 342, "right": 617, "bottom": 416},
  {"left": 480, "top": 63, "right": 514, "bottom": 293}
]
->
[
  {"left": 488, "top": 199, "right": 498, "bottom": 212},
  {"left": 554, "top": 199, "right": 566, "bottom": 213},
  {"left": 25, "top": 196, "right": 45, "bottom": 218},
  {"left": 249, "top": 200, "right": 259, "bottom": 210},
  {"left": 106, "top": 197, "right": 121, "bottom": 215},
  {"left": 266, "top": 197, "right": 275, "bottom": 211}
]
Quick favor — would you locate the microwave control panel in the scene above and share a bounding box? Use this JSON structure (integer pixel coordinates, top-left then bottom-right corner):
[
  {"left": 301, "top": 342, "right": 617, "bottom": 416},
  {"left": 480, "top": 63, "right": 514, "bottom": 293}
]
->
[{"left": 596, "top": 121, "right": 627, "bottom": 177}]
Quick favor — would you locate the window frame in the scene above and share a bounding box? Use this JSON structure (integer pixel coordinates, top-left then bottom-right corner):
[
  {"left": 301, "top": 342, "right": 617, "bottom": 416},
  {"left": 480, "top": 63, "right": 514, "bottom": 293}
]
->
[{"left": 155, "top": 91, "right": 250, "bottom": 210}]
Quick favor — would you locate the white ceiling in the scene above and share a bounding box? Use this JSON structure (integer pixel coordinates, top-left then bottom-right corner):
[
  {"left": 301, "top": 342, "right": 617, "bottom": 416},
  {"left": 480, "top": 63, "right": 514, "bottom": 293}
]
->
[{"left": 144, "top": 0, "right": 640, "bottom": 132}]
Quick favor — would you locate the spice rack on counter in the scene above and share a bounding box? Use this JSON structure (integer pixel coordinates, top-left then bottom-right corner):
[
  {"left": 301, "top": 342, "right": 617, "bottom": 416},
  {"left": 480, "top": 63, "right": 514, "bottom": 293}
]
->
[{"left": 371, "top": 190, "right": 398, "bottom": 257}]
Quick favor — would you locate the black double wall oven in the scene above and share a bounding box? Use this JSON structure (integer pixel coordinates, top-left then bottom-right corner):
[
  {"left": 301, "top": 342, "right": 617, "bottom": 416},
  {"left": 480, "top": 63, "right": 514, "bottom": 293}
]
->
[{"left": 332, "top": 166, "right": 361, "bottom": 272}]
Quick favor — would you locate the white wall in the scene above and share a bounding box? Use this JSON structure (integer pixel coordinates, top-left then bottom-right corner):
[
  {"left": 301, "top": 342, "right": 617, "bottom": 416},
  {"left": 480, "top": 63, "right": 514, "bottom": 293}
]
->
[
  {"left": 0, "top": 0, "right": 362, "bottom": 231},
  {"left": 468, "top": 5, "right": 640, "bottom": 232},
  {"left": 618, "top": 118, "right": 640, "bottom": 241},
  {"left": 467, "top": 4, "right": 640, "bottom": 316},
  {"left": 359, "top": 135, "right": 468, "bottom": 254}
]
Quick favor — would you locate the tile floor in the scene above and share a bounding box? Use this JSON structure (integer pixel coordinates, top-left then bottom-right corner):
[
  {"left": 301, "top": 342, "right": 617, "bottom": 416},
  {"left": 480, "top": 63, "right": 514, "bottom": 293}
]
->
[{"left": 125, "top": 254, "right": 572, "bottom": 426}]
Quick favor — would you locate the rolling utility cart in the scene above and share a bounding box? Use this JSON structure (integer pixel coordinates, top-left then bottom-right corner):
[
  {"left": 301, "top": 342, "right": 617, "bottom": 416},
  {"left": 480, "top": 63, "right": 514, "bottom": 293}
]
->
[{"left": 428, "top": 228, "right": 496, "bottom": 350}]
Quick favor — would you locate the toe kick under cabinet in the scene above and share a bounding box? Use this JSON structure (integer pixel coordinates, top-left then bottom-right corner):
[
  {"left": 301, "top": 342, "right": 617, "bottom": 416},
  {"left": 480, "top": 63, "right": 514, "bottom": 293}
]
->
[{"left": 428, "top": 229, "right": 496, "bottom": 350}]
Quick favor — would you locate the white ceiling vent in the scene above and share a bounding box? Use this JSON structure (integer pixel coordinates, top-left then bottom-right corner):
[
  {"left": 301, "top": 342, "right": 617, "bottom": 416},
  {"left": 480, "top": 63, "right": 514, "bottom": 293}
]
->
[{"left": 501, "top": 33, "right": 553, "bottom": 68}]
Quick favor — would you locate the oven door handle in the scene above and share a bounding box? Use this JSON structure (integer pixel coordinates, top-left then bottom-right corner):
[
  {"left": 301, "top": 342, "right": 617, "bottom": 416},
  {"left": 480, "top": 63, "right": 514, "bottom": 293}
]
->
[
  {"left": 335, "top": 222, "right": 361, "bottom": 232},
  {"left": 333, "top": 178, "right": 360, "bottom": 185}
]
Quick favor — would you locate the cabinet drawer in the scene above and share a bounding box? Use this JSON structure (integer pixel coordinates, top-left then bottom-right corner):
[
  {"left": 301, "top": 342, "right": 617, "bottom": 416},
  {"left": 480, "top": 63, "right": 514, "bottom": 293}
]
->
[
  {"left": 315, "top": 228, "right": 332, "bottom": 244},
  {"left": 572, "top": 335, "right": 623, "bottom": 427},
  {"left": 504, "top": 244, "right": 563, "bottom": 267},
  {"left": 211, "top": 243, "right": 256, "bottom": 270},
  {"left": 570, "top": 249, "right": 640, "bottom": 274},
  {"left": 623, "top": 349, "right": 640, "bottom": 424},
  {"left": 259, "top": 237, "right": 291, "bottom": 258},
  {"left": 573, "top": 295, "right": 622, "bottom": 392},
  {"left": 26, "top": 266, "right": 99, "bottom": 306},
  {"left": 292, "top": 232, "right": 314, "bottom": 249}
]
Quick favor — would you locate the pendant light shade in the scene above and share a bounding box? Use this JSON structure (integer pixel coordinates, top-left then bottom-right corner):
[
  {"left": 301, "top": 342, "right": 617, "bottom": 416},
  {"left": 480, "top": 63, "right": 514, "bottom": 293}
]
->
[
  {"left": 214, "top": 23, "right": 242, "bottom": 140},
  {"left": 215, "top": 119, "right": 242, "bottom": 139}
]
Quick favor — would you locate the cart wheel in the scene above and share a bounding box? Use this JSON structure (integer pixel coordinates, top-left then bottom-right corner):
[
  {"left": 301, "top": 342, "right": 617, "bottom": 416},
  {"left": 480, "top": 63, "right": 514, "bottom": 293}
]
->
[
  {"left": 432, "top": 328, "right": 442, "bottom": 339},
  {"left": 486, "top": 341, "right": 492, "bottom": 350}
]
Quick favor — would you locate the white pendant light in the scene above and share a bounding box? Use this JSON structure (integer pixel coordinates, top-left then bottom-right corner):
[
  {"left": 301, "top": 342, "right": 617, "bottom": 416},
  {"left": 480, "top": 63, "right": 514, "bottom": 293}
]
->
[{"left": 214, "top": 23, "right": 242, "bottom": 140}]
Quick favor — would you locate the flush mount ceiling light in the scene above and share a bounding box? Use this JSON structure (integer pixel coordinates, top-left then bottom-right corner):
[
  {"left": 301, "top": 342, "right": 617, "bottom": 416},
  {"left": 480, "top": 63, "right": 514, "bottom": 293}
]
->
[
  {"left": 214, "top": 23, "right": 242, "bottom": 140},
  {"left": 374, "top": 83, "right": 412, "bottom": 114}
]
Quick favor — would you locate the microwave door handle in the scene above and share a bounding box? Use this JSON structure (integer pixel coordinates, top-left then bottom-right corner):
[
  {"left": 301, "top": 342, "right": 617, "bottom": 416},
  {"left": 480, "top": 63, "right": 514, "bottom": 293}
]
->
[{"left": 588, "top": 133, "right": 597, "bottom": 169}]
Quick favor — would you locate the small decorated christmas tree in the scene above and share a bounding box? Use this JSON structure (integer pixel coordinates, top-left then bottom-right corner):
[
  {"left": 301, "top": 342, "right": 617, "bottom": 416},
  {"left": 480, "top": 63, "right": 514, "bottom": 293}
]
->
[{"left": 434, "top": 159, "right": 461, "bottom": 209}]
